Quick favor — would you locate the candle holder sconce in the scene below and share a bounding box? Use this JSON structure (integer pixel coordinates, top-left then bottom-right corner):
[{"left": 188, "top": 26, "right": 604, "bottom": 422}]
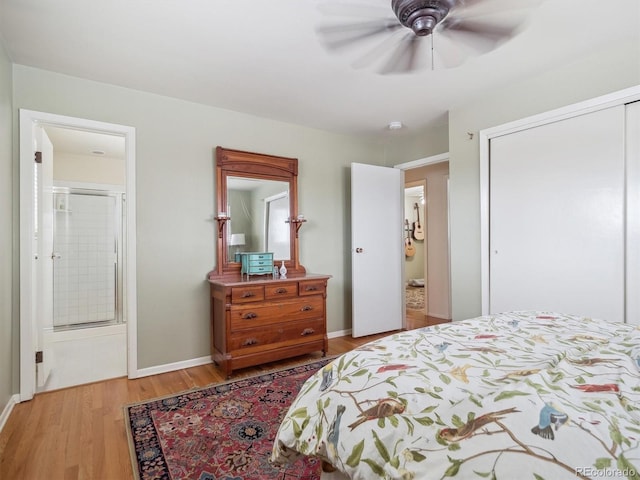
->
[
  {"left": 215, "top": 213, "right": 230, "bottom": 238},
  {"left": 287, "top": 215, "right": 307, "bottom": 238}
]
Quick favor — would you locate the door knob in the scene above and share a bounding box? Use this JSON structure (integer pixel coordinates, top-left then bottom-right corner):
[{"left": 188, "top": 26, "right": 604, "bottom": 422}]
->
[{"left": 355, "top": 248, "right": 364, "bottom": 253}]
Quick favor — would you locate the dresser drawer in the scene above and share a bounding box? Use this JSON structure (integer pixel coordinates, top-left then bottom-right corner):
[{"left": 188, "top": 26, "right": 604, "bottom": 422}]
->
[
  {"left": 231, "top": 285, "right": 265, "bottom": 303},
  {"left": 229, "top": 318, "right": 325, "bottom": 352},
  {"left": 230, "top": 296, "right": 324, "bottom": 330},
  {"left": 245, "top": 252, "right": 273, "bottom": 262},
  {"left": 209, "top": 273, "right": 331, "bottom": 378},
  {"left": 299, "top": 280, "right": 326, "bottom": 296},
  {"left": 265, "top": 282, "right": 298, "bottom": 299}
]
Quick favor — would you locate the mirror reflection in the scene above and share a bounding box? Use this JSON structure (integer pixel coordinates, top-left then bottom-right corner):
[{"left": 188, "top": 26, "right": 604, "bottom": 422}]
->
[{"left": 226, "top": 176, "right": 290, "bottom": 263}]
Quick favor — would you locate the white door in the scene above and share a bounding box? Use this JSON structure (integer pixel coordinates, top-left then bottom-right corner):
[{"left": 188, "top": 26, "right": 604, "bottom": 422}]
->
[
  {"left": 352, "top": 163, "right": 404, "bottom": 337},
  {"left": 265, "top": 192, "right": 290, "bottom": 259},
  {"left": 489, "top": 105, "right": 625, "bottom": 322},
  {"left": 34, "top": 125, "right": 54, "bottom": 387}
]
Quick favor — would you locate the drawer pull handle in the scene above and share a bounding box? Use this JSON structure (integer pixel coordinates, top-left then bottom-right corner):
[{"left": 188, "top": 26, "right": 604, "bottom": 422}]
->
[
  {"left": 275, "top": 288, "right": 287, "bottom": 294},
  {"left": 305, "top": 286, "right": 318, "bottom": 291},
  {"left": 242, "top": 338, "right": 258, "bottom": 346},
  {"left": 241, "top": 291, "right": 255, "bottom": 298},
  {"left": 242, "top": 312, "right": 258, "bottom": 319},
  {"left": 301, "top": 305, "right": 313, "bottom": 312},
  {"left": 301, "top": 328, "right": 315, "bottom": 336}
]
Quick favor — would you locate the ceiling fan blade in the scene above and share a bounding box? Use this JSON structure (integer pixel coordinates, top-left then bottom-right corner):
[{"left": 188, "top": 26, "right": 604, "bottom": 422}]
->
[
  {"left": 317, "top": 1, "right": 395, "bottom": 20},
  {"left": 438, "top": 15, "right": 522, "bottom": 54},
  {"left": 451, "top": 0, "right": 543, "bottom": 17},
  {"left": 350, "top": 29, "right": 407, "bottom": 70},
  {"left": 430, "top": 31, "right": 470, "bottom": 69},
  {"left": 380, "top": 33, "right": 426, "bottom": 74},
  {"left": 317, "top": 20, "right": 403, "bottom": 51},
  {"left": 442, "top": 17, "right": 519, "bottom": 38}
]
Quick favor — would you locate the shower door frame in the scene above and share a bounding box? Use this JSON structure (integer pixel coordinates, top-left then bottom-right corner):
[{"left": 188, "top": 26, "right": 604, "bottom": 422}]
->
[
  {"left": 19, "top": 109, "right": 138, "bottom": 401},
  {"left": 52, "top": 186, "right": 124, "bottom": 330}
]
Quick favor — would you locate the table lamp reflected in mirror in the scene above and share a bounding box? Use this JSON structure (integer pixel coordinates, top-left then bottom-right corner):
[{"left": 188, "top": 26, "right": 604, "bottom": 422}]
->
[{"left": 230, "top": 233, "right": 246, "bottom": 262}]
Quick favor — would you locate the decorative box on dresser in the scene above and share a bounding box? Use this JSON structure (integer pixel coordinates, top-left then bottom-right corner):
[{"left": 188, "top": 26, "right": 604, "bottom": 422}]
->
[{"left": 209, "top": 273, "right": 331, "bottom": 377}]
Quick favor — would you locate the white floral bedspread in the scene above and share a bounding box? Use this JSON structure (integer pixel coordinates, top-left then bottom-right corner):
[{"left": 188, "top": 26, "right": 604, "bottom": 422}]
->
[{"left": 271, "top": 312, "right": 640, "bottom": 479}]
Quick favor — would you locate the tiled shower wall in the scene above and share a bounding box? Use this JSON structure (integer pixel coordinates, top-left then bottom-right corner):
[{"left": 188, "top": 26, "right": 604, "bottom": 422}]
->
[{"left": 53, "top": 192, "right": 118, "bottom": 327}]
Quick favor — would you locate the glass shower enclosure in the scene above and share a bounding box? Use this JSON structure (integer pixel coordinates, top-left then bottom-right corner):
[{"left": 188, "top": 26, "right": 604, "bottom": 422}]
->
[{"left": 52, "top": 187, "right": 124, "bottom": 329}]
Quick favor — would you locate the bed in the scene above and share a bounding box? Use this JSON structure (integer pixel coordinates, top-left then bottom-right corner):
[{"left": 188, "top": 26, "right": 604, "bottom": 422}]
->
[{"left": 271, "top": 312, "right": 640, "bottom": 479}]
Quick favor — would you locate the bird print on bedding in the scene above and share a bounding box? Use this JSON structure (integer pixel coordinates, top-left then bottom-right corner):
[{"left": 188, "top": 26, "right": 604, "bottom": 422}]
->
[
  {"left": 347, "top": 398, "right": 405, "bottom": 430},
  {"left": 531, "top": 403, "right": 569, "bottom": 440},
  {"left": 438, "top": 407, "right": 520, "bottom": 443},
  {"left": 272, "top": 312, "right": 640, "bottom": 479}
]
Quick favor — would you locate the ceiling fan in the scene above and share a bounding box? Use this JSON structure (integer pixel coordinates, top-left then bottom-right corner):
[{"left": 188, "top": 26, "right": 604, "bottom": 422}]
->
[{"left": 316, "top": 0, "right": 540, "bottom": 73}]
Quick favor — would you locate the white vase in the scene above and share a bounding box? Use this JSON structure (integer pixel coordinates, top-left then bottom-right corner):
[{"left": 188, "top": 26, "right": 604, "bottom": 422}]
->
[{"left": 279, "top": 260, "right": 287, "bottom": 278}]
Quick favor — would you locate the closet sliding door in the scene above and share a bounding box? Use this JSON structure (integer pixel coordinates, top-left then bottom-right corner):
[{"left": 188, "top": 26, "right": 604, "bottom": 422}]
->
[{"left": 489, "top": 105, "right": 626, "bottom": 323}]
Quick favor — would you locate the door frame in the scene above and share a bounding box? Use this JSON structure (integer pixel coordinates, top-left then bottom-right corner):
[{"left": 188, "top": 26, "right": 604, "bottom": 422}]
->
[
  {"left": 479, "top": 86, "right": 640, "bottom": 315},
  {"left": 395, "top": 152, "right": 451, "bottom": 320},
  {"left": 19, "top": 109, "right": 138, "bottom": 401},
  {"left": 404, "top": 180, "right": 428, "bottom": 314}
]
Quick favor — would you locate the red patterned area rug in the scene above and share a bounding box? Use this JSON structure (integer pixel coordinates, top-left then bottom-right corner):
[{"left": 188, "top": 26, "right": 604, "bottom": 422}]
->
[{"left": 125, "top": 358, "right": 334, "bottom": 480}]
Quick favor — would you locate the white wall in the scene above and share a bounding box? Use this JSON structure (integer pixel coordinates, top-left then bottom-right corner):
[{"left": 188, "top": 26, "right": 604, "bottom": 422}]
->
[
  {"left": 448, "top": 40, "right": 640, "bottom": 320},
  {"left": 53, "top": 152, "right": 125, "bottom": 185}
]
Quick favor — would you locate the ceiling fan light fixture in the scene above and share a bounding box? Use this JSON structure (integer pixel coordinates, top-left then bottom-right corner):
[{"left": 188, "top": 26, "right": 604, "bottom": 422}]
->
[
  {"left": 411, "top": 15, "right": 437, "bottom": 36},
  {"left": 391, "top": 0, "right": 454, "bottom": 36}
]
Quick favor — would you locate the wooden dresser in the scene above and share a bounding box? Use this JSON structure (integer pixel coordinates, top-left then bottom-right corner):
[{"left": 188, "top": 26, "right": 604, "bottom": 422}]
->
[{"left": 209, "top": 273, "right": 331, "bottom": 377}]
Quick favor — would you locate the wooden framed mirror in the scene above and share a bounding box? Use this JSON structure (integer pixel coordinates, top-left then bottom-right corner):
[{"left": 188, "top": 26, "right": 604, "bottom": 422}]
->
[{"left": 209, "top": 147, "right": 306, "bottom": 278}]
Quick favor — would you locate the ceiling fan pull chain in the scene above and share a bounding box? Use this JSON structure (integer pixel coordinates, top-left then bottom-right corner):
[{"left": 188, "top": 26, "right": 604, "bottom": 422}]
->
[{"left": 431, "top": 34, "right": 435, "bottom": 71}]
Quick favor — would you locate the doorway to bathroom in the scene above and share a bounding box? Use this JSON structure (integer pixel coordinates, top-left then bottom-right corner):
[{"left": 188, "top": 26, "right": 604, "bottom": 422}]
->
[
  {"left": 19, "top": 110, "right": 137, "bottom": 399},
  {"left": 43, "top": 187, "right": 128, "bottom": 391}
]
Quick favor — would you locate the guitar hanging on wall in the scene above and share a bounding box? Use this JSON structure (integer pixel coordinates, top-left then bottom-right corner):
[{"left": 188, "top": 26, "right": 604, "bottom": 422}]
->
[
  {"left": 412, "top": 202, "right": 425, "bottom": 241},
  {"left": 405, "top": 219, "right": 416, "bottom": 257}
]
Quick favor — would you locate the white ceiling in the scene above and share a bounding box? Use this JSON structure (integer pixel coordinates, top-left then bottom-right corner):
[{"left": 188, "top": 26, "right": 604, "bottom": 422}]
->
[
  {"left": 43, "top": 125, "right": 125, "bottom": 159},
  {"left": 1, "top": 0, "right": 638, "bottom": 136}
]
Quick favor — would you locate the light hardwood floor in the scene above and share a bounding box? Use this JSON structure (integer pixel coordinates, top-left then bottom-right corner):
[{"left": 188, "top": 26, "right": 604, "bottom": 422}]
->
[{"left": 0, "top": 316, "right": 449, "bottom": 480}]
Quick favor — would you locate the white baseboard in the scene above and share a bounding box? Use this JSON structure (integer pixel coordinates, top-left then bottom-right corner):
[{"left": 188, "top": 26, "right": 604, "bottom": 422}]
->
[
  {"left": 328, "top": 329, "right": 352, "bottom": 339},
  {"left": 0, "top": 394, "right": 19, "bottom": 434},
  {"left": 134, "top": 331, "right": 355, "bottom": 378},
  {"left": 135, "top": 355, "right": 213, "bottom": 378}
]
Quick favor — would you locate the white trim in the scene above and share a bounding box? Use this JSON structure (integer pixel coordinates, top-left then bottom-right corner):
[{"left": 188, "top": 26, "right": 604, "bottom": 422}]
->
[
  {"left": 136, "top": 356, "right": 213, "bottom": 378},
  {"left": 134, "top": 335, "right": 359, "bottom": 377},
  {"left": 46, "top": 323, "right": 126, "bottom": 342},
  {"left": 481, "top": 86, "right": 640, "bottom": 140},
  {"left": 19, "top": 112, "right": 35, "bottom": 401},
  {"left": 0, "top": 395, "right": 20, "bottom": 433},
  {"left": 53, "top": 180, "right": 125, "bottom": 192},
  {"left": 479, "top": 86, "right": 640, "bottom": 315},
  {"left": 328, "top": 328, "right": 352, "bottom": 339},
  {"left": 394, "top": 152, "right": 449, "bottom": 170},
  {"left": 19, "top": 109, "right": 138, "bottom": 399}
]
